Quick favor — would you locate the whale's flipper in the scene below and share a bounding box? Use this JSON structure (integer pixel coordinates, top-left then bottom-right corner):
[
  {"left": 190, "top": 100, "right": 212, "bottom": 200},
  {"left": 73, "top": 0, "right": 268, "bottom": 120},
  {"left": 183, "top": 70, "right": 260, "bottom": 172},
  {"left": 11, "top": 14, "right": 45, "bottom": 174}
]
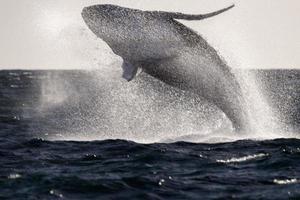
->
[
  {"left": 156, "top": 4, "right": 234, "bottom": 21},
  {"left": 122, "top": 61, "right": 139, "bottom": 81}
]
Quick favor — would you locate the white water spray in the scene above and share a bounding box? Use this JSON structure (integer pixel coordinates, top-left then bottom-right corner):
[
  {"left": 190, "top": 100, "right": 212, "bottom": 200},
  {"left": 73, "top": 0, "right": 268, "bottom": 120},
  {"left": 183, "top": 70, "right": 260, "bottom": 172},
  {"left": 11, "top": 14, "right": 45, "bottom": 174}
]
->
[
  {"left": 35, "top": 60, "right": 298, "bottom": 144},
  {"left": 233, "top": 70, "right": 290, "bottom": 140}
]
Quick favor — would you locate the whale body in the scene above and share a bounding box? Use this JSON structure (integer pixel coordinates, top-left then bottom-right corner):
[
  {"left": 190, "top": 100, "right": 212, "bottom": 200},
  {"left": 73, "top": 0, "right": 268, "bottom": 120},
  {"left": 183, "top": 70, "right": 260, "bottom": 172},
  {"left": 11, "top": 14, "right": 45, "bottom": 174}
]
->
[{"left": 81, "top": 4, "right": 249, "bottom": 131}]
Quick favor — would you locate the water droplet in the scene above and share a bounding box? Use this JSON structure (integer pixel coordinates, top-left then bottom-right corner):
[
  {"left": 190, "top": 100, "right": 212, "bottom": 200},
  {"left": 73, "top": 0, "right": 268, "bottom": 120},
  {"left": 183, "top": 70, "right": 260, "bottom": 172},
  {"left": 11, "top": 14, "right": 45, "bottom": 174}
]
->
[
  {"left": 273, "top": 178, "right": 298, "bottom": 185},
  {"left": 158, "top": 179, "right": 165, "bottom": 186},
  {"left": 49, "top": 190, "right": 63, "bottom": 198},
  {"left": 8, "top": 174, "right": 21, "bottom": 179},
  {"left": 13, "top": 116, "right": 20, "bottom": 120}
]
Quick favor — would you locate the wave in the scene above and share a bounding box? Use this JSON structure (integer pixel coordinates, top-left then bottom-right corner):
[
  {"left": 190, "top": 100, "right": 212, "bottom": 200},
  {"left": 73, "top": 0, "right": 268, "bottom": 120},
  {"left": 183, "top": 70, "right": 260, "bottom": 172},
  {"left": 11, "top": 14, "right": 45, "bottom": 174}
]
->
[{"left": 216, "top": 153, "right": 268, "bottom": 163}]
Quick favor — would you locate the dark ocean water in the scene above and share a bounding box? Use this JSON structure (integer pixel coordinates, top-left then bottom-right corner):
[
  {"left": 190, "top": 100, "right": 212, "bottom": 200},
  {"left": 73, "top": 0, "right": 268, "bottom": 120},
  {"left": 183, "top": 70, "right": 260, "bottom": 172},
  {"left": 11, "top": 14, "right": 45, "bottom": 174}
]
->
[{"left": 0, "top": 70, "right": 300, "bottom": 199}]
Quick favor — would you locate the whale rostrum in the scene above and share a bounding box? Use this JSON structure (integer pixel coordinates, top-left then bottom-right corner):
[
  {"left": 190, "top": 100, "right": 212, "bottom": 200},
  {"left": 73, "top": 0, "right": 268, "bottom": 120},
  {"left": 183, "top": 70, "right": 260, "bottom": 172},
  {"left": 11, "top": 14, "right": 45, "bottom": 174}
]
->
[{"left": 82, "top": 4, "right": 250, "bottom": 132}]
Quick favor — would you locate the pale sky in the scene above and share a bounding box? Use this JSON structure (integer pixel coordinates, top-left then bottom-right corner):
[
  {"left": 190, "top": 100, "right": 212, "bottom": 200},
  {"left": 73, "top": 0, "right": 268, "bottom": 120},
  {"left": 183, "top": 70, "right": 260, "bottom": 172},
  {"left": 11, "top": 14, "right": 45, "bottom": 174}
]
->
[{"left": 0, "top": 0, "right": 299, "bottom": 69}]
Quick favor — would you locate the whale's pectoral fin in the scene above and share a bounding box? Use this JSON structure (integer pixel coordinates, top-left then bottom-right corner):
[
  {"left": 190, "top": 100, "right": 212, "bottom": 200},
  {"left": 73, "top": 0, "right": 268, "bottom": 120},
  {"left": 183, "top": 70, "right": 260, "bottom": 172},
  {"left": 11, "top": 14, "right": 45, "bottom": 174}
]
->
[
  {"left": 122, "top": 61, "right": 139, "bottom": 82},
  {"left": 156, "top": 4, "right": 234, "bottom": 21}
]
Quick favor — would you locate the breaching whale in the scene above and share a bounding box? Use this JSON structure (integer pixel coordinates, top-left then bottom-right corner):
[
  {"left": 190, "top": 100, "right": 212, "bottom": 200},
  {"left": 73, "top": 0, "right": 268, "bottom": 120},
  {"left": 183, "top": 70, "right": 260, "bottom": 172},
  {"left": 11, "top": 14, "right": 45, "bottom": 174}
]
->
[{"left": 81, "top": 4, "right": 249, "bottom": 131}]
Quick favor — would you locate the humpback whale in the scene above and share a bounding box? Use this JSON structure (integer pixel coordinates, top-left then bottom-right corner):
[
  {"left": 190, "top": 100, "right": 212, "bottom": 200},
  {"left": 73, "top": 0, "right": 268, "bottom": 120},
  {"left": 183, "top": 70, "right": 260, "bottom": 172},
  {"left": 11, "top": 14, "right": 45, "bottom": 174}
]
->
[{"left": 81, "top": 4, "right": 249, "bottom": 131}]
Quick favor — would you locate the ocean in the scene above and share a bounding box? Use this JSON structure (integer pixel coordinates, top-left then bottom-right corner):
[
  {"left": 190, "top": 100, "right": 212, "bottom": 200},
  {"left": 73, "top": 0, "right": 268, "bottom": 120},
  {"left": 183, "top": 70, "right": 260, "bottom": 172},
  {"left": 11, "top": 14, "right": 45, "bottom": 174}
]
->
[{"left": 0, "top": 70, "right": 299, "bottom": 199}]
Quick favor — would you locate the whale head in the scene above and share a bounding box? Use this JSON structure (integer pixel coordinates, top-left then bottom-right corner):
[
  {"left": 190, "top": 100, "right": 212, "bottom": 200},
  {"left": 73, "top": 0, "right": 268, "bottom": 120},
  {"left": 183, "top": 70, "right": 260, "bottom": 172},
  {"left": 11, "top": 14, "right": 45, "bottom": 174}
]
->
[
  {"left": 81, "top": 4, "right": 235, "bottom": 60},
  {"left": 81, "top": 5, "right": 140, "bottom": 40},
  {"left": 82, "top": 4, "right": 128, "bottom": 23},
  {"left": 82, "top": 5, "right": 114, "bottom": 36}
]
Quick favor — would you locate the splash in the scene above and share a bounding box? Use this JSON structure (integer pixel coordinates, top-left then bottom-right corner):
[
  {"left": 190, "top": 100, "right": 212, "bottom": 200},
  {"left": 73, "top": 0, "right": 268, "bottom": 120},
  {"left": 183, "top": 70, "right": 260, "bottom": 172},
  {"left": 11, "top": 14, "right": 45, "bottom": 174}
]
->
[
  {"left": 34, "top": 63, "right": 298, "bottom": 143},
  {"left": 233, "top": 70, "right": 286, "bottom": 138}
]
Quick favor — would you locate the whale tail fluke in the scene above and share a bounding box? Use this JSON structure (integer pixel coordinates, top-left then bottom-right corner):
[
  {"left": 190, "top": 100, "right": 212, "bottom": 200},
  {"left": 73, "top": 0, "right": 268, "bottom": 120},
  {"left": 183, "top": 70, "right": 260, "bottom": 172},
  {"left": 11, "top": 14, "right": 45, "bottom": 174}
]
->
[{"left": 156, "top": 4, "right": 234, "bottom": 21}]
